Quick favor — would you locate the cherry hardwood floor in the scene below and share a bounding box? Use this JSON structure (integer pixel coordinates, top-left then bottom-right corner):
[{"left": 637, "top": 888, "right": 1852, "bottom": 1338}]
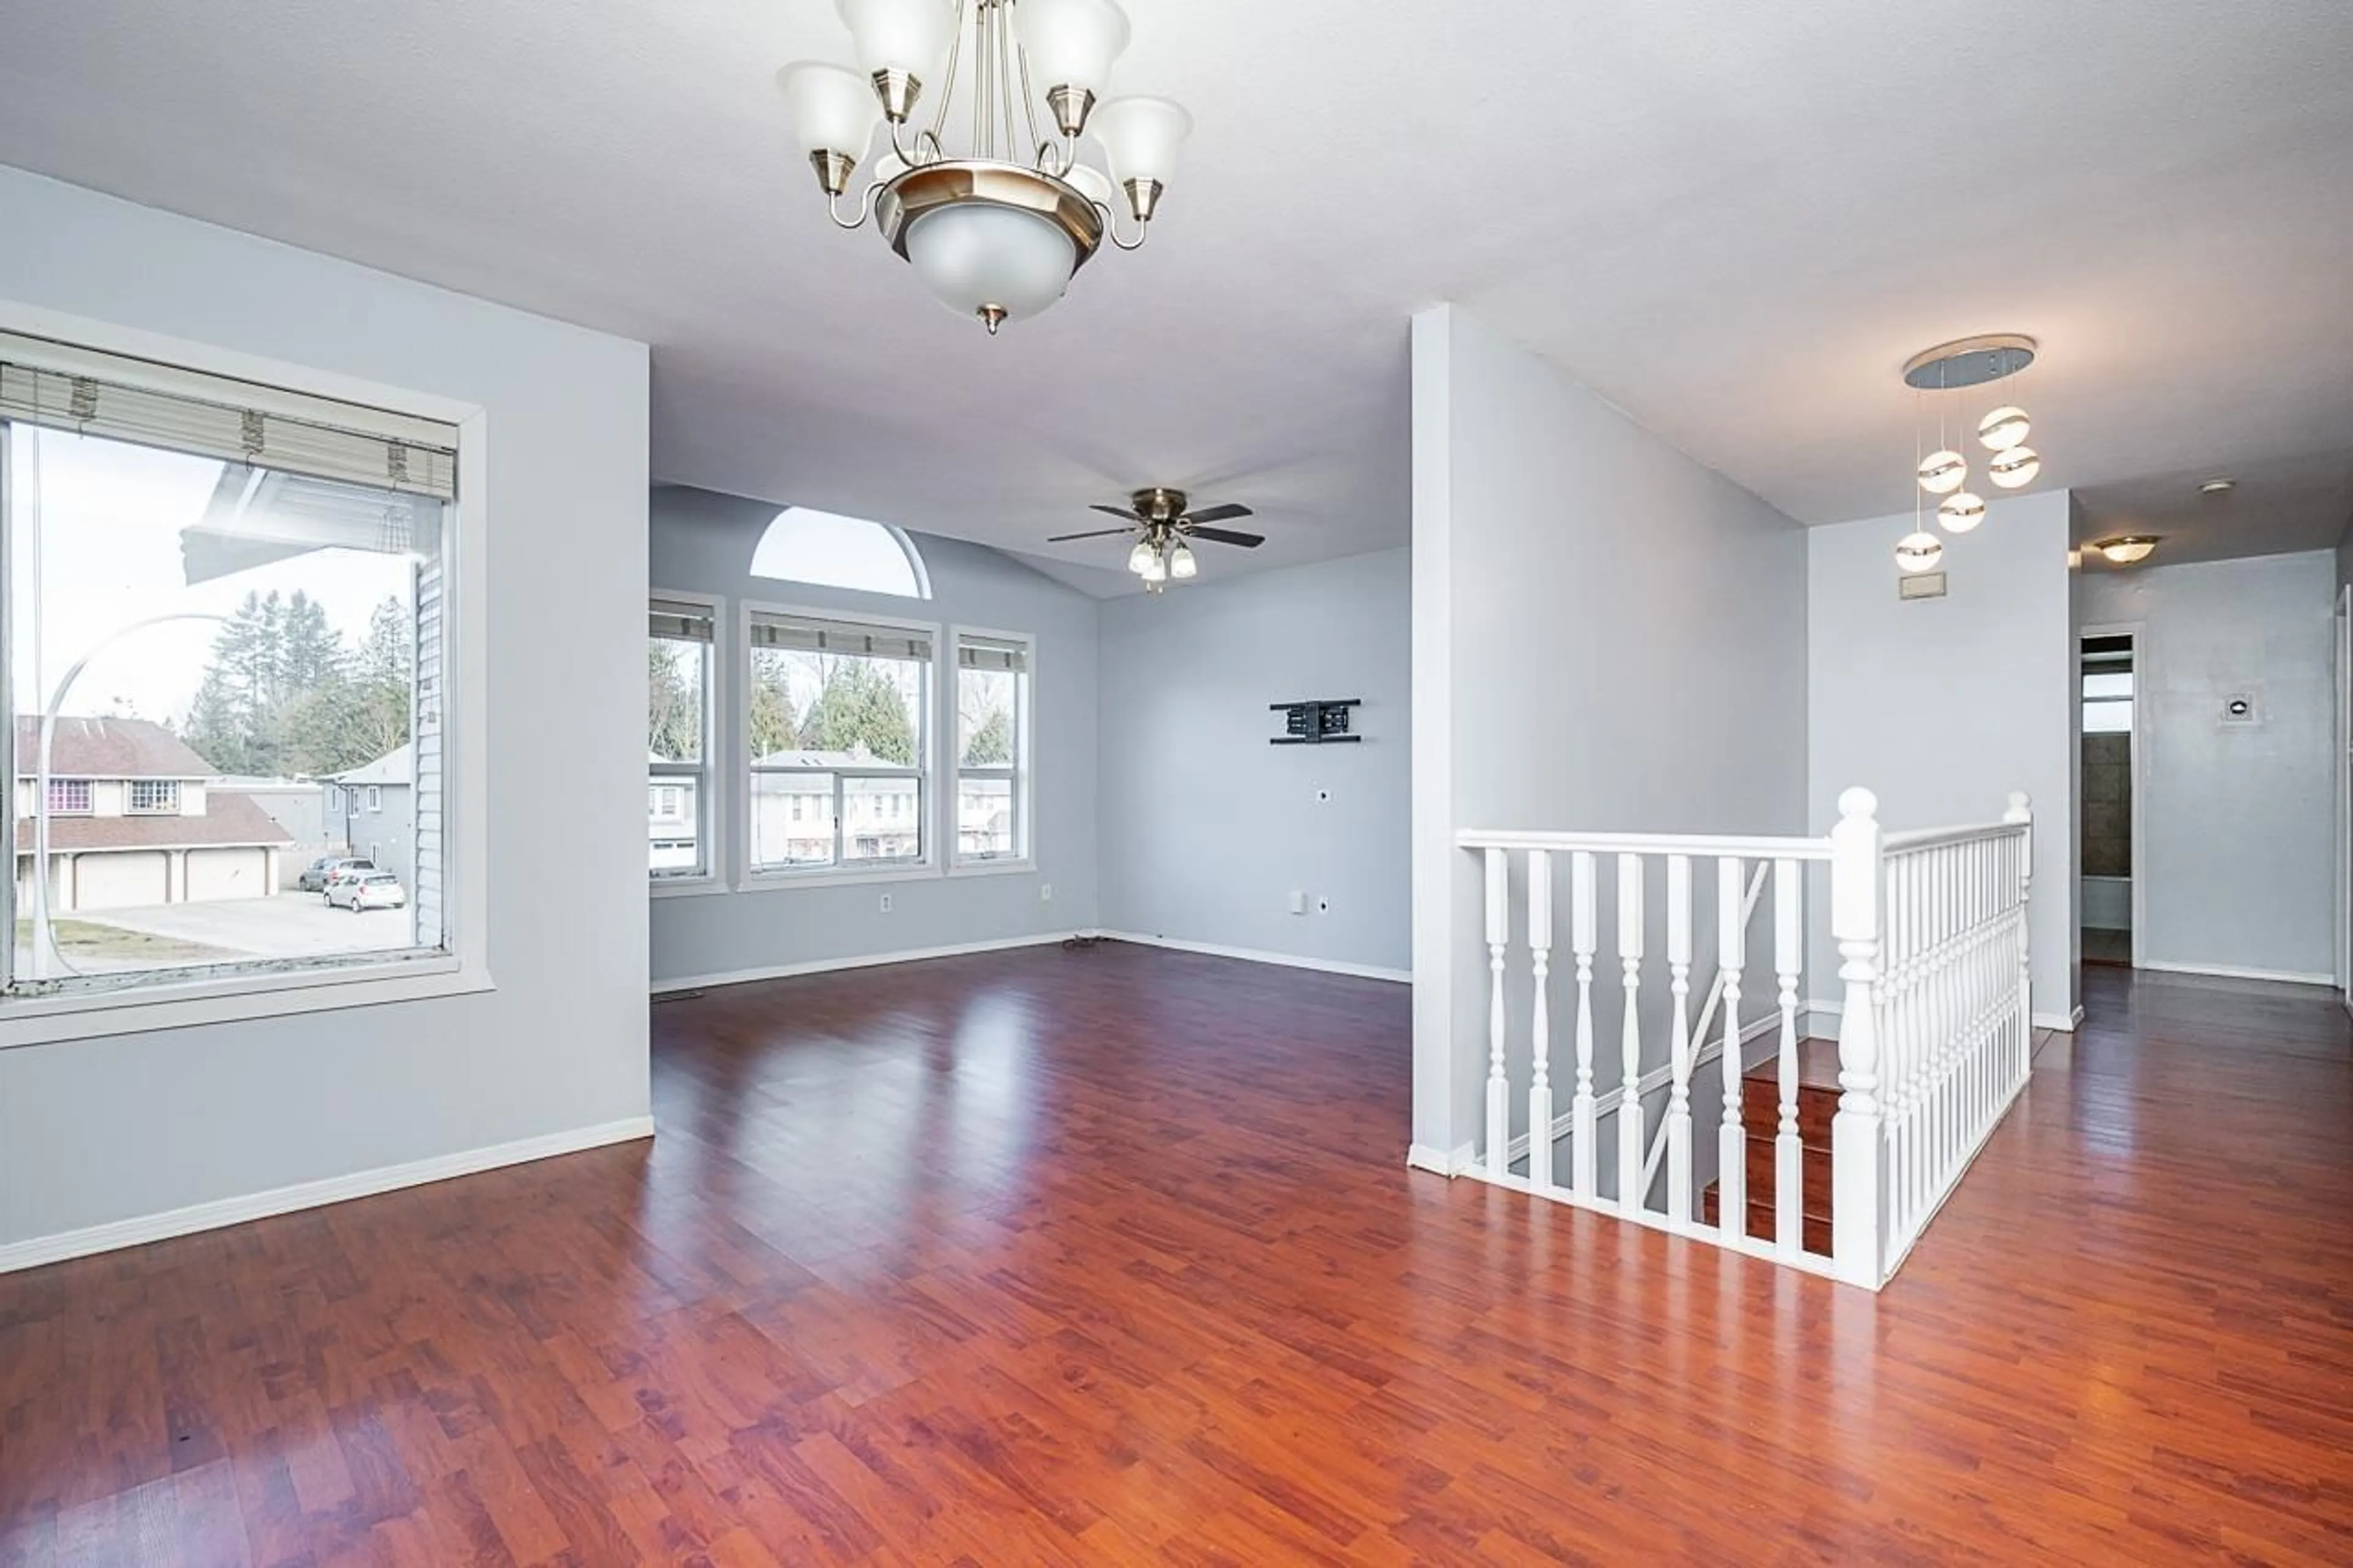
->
[{"left": 4, "top": 947, "right": 2352, "bottom": 1563}]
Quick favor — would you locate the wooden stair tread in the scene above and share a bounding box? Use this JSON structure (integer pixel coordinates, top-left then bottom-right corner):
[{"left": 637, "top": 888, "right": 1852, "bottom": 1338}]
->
[{"left": 1742, "top": 1036, "right": 1843, "bottom": 1091}]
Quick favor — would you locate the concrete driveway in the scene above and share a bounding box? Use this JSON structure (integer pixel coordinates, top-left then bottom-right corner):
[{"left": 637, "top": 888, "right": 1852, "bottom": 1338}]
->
[{"left": 75, "top": 892, "right": 408, "bottom": 959}]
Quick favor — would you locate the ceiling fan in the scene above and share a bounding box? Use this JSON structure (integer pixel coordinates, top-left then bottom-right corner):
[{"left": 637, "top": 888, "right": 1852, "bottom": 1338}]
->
[{"left": 1048, "top": 487, "right": 1262, "bottom": 593}]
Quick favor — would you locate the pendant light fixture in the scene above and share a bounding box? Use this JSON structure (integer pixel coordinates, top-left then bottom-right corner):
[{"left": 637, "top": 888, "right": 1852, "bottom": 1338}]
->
[
  {"left": 1896, "top": 333, "right": 2045, "bottom": 572},
  {"left": 780, "top": 0, "right": 1192, "bottom": 334}
]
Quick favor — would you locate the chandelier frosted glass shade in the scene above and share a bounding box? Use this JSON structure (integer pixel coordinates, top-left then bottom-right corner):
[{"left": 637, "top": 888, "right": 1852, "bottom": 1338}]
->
[
  {"left": 903, "top": 202, "right": 1078, "bottom": 327},
  {"left": 1092, "top": 96, "right": 1194, "bottom": 210},
  {"left": 1988, "top": 445, "right": 2040, "bottom": 488},
  {"left": 1018, "top": 0, "right": 1130, "bottom": 99},
  {"left": 2095, "top": 536, "right": 2158, "bottom": 565},
  {"left": 780, "top": 62, "right": 881, "bottom": 157},
  {"left": 1895, "top": 531, "right": 1945, "bottom": 574},
  {"left": 1938, "top": 491, "right": 1987, "bottom": 532},
  {"left": 1978, "top": 406, "right": 2030, "bottom": 451},
  {"left": 1169, "top": 540, "right": 1197, "bottom": 579},
  {"left": 1917, "top": 449, "right": 1968, "bottom": 496},
  {"left": 835, "top": 0, "right": 955, "bottom": 85},
  {"left": 1126, "top": 539, "right": 1153, "bottom": 574}
]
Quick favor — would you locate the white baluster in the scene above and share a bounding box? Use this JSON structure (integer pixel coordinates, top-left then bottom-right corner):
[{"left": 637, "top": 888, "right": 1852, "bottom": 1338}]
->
[
  {"left": 1773, "top": 857, "right": 1803, "bottom": 1255},
  {"left": 1717, "top": 856, "right": 1746, "bottom": 1243},
  {"left": 1617, "top": 854, "right": 1646, "bottom": 1214},
  {"left": 1526, "top": 850, "right": 1555, "bottom": 1192},
  {"left": 1665, "top": 854, "right": 1694, "bottom": 1224},
  {"left": 1830, "top": 787, "right": 1885, "bottom": 1287},
  {"left": 2007, "top": 793, "right": 2033, "bottom": 1095},
  {"left": 1484, "top": 847, "right": 1509, "bottom": 1180},
  {"left": 1571, "top": 852, "right": 1599, "bottom": 1198}
]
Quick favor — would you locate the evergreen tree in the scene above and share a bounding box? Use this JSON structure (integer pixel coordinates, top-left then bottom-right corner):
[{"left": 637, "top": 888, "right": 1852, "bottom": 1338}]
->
[
  {"left": 179, "top": 591, "right": 411, "bottom": 778},
  {"left": 800, "top": 659, "right": 916, "bottom": 764},
  {"left": 963, "top": 705, "right": 1014, "bottom": 767},
  {"left": 650, "top": 641, "right": 704, "bottom": 762},
  {"left": 747, "top": 653, "right": 801, "bottom": 760}
]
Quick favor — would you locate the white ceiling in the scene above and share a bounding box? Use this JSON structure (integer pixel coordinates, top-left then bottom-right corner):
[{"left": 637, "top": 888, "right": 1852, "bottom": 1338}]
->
[{"left": 1, "top": 2, "right": 2348, "bottom": 595}]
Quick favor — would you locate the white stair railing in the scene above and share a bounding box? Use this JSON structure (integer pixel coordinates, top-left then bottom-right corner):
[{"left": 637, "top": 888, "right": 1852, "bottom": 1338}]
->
[{"left": 1454, "top": 787, "right": 2034, "bottom": 1289}]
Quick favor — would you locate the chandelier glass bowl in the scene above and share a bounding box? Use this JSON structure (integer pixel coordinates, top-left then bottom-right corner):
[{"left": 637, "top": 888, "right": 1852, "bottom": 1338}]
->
[
  {"left": 1938, "top": 491, "right": 1987, "bottom": 532},
  {"left": 781, "top": 0, "right": 1191, "bottom": 333},
  {"left": 1895, "top": 531, "right": 1946, "bottom": 574},
  {"left": 1917, "top": 449, "right": 1968, "bottom": 496},
  {"left": 1988, "top": 445, "right": 2040, "bottom": 488}
]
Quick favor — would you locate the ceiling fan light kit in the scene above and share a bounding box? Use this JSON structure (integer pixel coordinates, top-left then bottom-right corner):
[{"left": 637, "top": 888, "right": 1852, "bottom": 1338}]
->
[
  {"left": 781, "top": 0, "right": 1191, "bottom": 334},
  {"left": 1045, "top": 485, "right": 1264, "bottom": 594},
  {"left": 1896, "top": 333, "right": 2048, "bottom": 571}
]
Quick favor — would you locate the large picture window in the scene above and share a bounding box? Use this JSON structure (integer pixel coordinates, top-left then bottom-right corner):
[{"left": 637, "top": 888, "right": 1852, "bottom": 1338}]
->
[
  {"left": 649, "top": 596, "right": 716, "bottom": 881},
  {"left": 4, "top": 333, "right": 453, "bottom": 1001},
  {"left": 953, "top": 630, "right": 1029, "bottom": 866},
  {"left": 745, "top": 609, "right": 930, "bottom": 877}
]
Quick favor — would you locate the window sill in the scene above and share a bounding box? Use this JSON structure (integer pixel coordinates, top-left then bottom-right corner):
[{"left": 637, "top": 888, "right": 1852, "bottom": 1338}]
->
[
  {"left": 650, "top": 875, "right": 731, "bottom": 900},
  {"left": 737, "top": 863, "right": 938, "bottom": 893},
  {"left": 947, "top": 858, "right": 1036, "bottom": 879},
  {"left": 0, "top": 953, "right": 493, "bottom": 1051}
]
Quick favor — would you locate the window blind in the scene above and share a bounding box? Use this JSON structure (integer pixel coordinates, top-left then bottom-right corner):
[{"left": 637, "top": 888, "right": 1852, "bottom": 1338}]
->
[
  {"left": 0, "top": 333, "right": 458, "bottom": 501},
  {"left": 749, "top": 612, "right": 932, "bottom": 662},
  {"left": 957, "top": 634, "right": 1029, "bottom": 674},
  {"left": 650, "top": 600, "right": 717, "bottom": 642}
]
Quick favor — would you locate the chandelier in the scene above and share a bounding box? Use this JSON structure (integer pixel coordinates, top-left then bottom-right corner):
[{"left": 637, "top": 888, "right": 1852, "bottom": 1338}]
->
[
  {"left": 1894, "top": 333, "right": 2045, "bottom": 574},
  {"left": 779, "top": 0, "right": 1192, "bottom": 334}
]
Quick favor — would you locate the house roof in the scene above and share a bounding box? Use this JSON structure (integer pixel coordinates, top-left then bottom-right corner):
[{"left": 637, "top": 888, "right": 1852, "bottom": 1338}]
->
[
  {"left": 329, "top": 743, "right": 412, "bottom": 786},
  {"left": 15, "top": 790, "right": 294, "bottom": 854},
  {"left": 750, "top": 747, "right": 879, "bottom": 769},
  {"left": 13, "top": 716, "right": 220, "bottom": 781}
]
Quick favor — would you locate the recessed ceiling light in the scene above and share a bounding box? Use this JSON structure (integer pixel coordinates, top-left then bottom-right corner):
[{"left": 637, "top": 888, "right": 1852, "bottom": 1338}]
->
[{"left": 2199, "top": 478, "right": 2236, "bottom": 496}]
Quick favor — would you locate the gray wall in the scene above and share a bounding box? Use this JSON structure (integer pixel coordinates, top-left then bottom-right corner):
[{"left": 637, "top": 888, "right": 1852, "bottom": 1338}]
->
[
  {"left": 1806, "top": 494, "right": 2077, "bottom": 1024},
  {"left": 1411, "top": 305, "right": 1810, "bottom": 1164},
  {"left": 0, "top": 167, "right": 651, "bottom": 1251},
  {"left": 647, "top": 485, "right": 1100, "bottom": 985},
  {"left": 2077, "top": 550, "right": 2338, "bottom": 980},
  {"left": 1097, "top": 547, "right": 1410, "bottom": 975}
]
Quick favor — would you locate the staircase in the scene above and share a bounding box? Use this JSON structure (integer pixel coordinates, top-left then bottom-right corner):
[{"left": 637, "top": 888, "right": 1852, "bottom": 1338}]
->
[{"left": 1700, "top": 1038, "right": 1840, "bottom": 1255}]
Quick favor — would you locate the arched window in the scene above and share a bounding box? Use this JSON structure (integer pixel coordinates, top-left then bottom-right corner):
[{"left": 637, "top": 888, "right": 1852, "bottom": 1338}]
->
[{"left": 749, "top": 507, "right": 929, "bottom": 599}]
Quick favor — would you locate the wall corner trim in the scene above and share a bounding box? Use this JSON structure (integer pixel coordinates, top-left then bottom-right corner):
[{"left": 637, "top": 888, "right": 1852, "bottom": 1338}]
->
[{"left": 0, "top": 1116, "right": 655, "bottom": 1276}]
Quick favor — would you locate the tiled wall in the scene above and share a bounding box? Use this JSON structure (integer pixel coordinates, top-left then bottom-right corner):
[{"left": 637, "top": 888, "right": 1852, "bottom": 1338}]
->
[{"left": 2082, "top": 732, "right": 2132, "bottom": 877}]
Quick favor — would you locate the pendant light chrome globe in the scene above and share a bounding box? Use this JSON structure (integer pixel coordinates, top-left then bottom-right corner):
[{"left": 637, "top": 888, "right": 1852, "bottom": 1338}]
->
[
  {"left": 1917, "top": 449, "right": 1968, "bottom": 496},
  {"left": 1938, "top": 491, "right": 1987, "bottom": 533},
  {"left": 780, "top": 0, "right": 1192, "bottom": 333},
  {"left": 1895, "top": 531, "right": 1945, "bottom": 574},
  {"left": 1988, "top": 445, "right": 2040, "bottom": 488},
  {"left": 1978, "top": 406, "right": 2030, "bottom": 451}
]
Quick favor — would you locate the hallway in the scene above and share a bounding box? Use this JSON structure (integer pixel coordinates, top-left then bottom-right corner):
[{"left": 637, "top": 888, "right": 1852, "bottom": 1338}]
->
[{"left": 1, "top": 950, "right": 2349, "bottom": 1561}]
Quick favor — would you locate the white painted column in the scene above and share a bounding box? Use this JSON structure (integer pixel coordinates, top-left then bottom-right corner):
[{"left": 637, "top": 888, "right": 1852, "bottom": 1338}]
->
[{"left": 1830, "top": 787, "right": 1885, "bottom": 1287}]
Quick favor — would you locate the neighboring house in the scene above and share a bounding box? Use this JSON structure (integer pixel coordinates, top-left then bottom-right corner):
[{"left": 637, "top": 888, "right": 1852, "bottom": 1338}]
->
[
  {"left": 747, "top": 747, "right": 1005, "bottom": 868},
  {"left": 648, "top": 757, "right": 700, "bottom": 874},
  {"left": 12, "top": 716, "right": 292, "bottom": 912},
  {"left": 211, "top": 776, "right": 338, "bottom": 888},
  {"left": 324, "top": 743, "right": 417, "bottom": 888}
]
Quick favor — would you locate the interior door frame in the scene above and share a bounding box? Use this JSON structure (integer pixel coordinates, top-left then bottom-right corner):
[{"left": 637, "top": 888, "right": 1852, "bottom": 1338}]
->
[
  {"left": 2335, "top": 586, "right": 2351, "bottom": 1004},
  {"left": 2080, "top": 619, "right": 2146, "bottom": 969}
]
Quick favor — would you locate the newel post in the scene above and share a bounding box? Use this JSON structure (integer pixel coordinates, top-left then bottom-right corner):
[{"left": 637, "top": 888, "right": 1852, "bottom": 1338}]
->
[
  {"left": 2005, "top": 791, "right": 2033, "bottom": 1081},
  {"left": 1830, "top": 787, "right": 1886, "bottom": 1287}
]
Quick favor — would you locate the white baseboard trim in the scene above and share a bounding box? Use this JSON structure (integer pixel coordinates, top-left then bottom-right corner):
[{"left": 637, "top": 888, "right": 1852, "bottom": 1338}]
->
[
  {"left": 2033, "top": 1009, "right": 2083, "bottom": 1032},
  {"left": 1501, "top": 1015, "right": 1781, "bottom": 1166},
  {"left": 0, "top": 1116, "right": 656, "bottom": 1277},
  {"left": 1092, "top": 931, "right": 1411, "bottom": 985},
  {"left": 1406, "top": 1142, "right": 1472, "bottom": 1177},
  {"left": 653, "top": 931, "right": 1087, "bottom": 994},
  {"left": 2136, "top": 960, "right": 2338, "bottom": 987}
]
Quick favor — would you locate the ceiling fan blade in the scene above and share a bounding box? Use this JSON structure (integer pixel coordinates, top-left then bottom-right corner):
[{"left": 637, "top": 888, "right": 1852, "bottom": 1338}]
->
[
  {"left": 1186, "top": 526, "right": 1265, "bottom": 548},
  {"left": 1089, "top": 504, "right": 1146, "bottom": 521},
  {"left": 1047, "top": 527, "right": 1138, "bottom": 542},
  {"left": 1182, "top": 502, "right": 1255, "bottom": 525}
]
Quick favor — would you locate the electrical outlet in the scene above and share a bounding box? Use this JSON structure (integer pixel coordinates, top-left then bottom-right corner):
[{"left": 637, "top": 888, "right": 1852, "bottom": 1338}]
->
[
  {"left": 1289, "top": 890, "right": 1308, "bottom": 915},
  {"left": 878, "top": 892, "right": 893, "bottom": 914},
  {"left": 1040, "top": 882, "right": 1053, "bottom": 903},
  {"left": 1316, "top": 896, "right": 1332, "bottom": 914}
]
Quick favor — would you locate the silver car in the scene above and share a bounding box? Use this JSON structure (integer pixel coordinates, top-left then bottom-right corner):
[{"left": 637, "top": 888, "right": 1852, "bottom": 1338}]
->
[{"left": 325, "top": 870, "right": 407, "bottom": 912}]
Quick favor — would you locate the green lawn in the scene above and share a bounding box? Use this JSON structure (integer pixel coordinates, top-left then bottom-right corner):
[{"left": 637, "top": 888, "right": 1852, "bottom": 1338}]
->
[{"left": 12, "top": 918, "right": 232, "bottom": 964}]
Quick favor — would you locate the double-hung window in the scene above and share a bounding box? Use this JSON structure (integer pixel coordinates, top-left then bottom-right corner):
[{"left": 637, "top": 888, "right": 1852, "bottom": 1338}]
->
[
  {"left": 2, "top": 331, "right": 455, "bottom": 1004},
  {"left": 953, "top": 630, "right": 1029, "bottom": 866},
  {"left": 746, "top": 608, "right": 931, "bottom": 877},
  {"left": 648, "top": 596, "right": 717, "bottom": 882}
]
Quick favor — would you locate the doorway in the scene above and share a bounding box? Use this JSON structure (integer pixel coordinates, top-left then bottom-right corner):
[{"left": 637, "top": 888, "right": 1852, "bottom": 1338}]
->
[{"left": 2080, "top": 630, "right": 2138, "bottom": 968}]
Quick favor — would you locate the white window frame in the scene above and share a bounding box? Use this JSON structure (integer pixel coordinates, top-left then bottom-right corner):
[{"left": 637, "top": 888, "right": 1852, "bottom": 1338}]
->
[
  {"left": 948, "top": 624, "right": 1035, "bottom": 876},
  {"left": 739, "top": 599, "right": 939, "bottom": 892},
  {"left": 127, "top": 779, "right": 183, "bottom": 814},
  {"left": 0, "top": 303, "right": 491, "bottom": 1050},
  {"left": 650, "top": 589, "right": 726, "bottom": 896}
]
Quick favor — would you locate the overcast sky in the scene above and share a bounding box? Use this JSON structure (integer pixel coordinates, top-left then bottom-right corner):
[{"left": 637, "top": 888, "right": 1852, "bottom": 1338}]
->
[{"left": 9, "top": 426, "right": 409, "bottom": 724}]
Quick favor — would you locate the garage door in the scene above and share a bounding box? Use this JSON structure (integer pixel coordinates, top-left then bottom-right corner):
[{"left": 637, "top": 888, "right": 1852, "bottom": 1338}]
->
[
  {"left": 75, "top": 851, "right": 168, "bottom": 911},
  {"left": 187, "top": 848, "right": 268, "bottom": 903}
]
